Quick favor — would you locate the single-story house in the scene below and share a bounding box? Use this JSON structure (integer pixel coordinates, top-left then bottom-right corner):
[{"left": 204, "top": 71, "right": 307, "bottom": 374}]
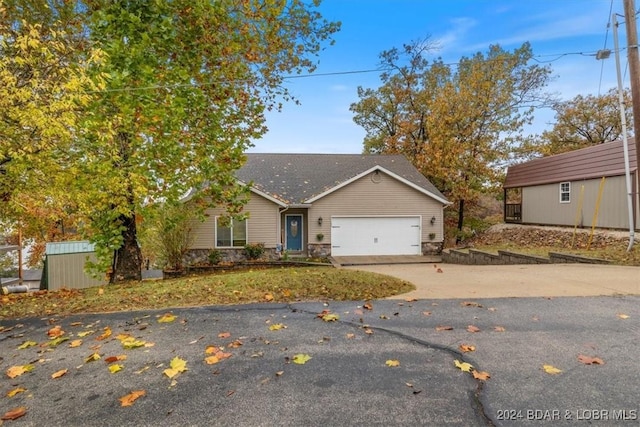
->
[
  {"left": 187, "top": 153, "right": 450, "bottom": 262},
  {"left": 504, "top": 139, "right": 638, "bottom": 230}
]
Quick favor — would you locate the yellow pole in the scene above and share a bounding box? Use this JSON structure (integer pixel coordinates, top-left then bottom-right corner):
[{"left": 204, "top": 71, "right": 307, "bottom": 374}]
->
[
  {"left": 571, "top": 185, "right": 585, "bottom": 248},
  {"left": 587, "top": 177, "right": 606, "bottom": 250}
]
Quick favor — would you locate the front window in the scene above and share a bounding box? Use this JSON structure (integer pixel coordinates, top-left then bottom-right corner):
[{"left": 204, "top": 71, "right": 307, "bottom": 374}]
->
[
  {"left": 216, "top": 217, "right": 247, "bottom": 247},
  {"left": 559, "top": 182, "right": 571, "bottom": 203}
]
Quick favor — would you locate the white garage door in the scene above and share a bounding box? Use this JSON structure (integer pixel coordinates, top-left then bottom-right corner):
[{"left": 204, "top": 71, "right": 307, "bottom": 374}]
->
[{"left": 331, "top": 216, "right": 421, "bottom": 256}]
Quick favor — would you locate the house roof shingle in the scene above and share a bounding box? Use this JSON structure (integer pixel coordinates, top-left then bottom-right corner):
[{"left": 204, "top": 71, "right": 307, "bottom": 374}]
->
[
  {"left": 237, "top": 153, "right": 448, "bottom": 205},
  {"left": 504, "top": 138, "right": 638, "bottom": 188}
]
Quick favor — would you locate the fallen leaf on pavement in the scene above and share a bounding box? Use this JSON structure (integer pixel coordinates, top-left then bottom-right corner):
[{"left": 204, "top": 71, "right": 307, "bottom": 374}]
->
[
  {"left": 85, "top": 353, "right": 101, "bottom": 363},
  {"left": 105, "top": 355, "right": 127, "bottom": 364},
  {"left": 346, "top": 333, "right": 355, "bottom": 339},
  {"left": 322, "top": 313, "right": 340, "bottom": 322},
  {"left": 543, "top": 364, "right": 562, "bottom": 374},
  {"left": 2, "top": 406, "right": 27, "bottom": 420},
  {"left": 7, "top": 387, "right": 26, "bottom": 397},
  {"left": 473, "top": 370, "right": 491, "bottom": 381},
  {"left": 164, "top": 357, "right": 188, "bottom": 378},
  {"left": 292, "top": 354, "right": 312, "bottom": 365},
  {"left": 119, "top": 390, "right": 145, "bottom": 407},
  {"left": 467, "top": 325, "right": 480, "bottom": 333},
  {"left": 109, "top": 364, "right": 124, "bottom": 374},
  {"left": 51, "top": 369, "right": 68, "bottom": 379},
  {"left": 363, "top": 301, "right": 373, "bottom": 310},
  {"left": 385, "top": 359, "right": 400, "bottom": 367},
  {"left": 459, "top": 344, "right": 476, "bottom": 353},
  {"left": 422, "top": 311, "right": 432, "bottom": 316},
  {"left": 269, "top": 323, "right": 286, "bottom": 331},
  {"left": 17, "top": 341, "right": 37, "bottom": 349},
  {"left": 158, "top": 313, "right": 177, "bottom": 323},
  {"left": 69, "top": 339, "right": 83, "bottom": 348},
  {"left": 617, "top": 313, "right": 629, "bottom": 319},
  {"left": 47, "top": 325, "right": 64, "bottom": 338},
  {"left": 493, "top": 326, "right": 506, "bottom": 332},
  {"left": 577, "top": 355, "right": 604, "bottom": 365},
  {"left": 454, "top": 360, "right": 473, "bottom": 372},
  {"left": 6, "top": 364, "right": 35, "bottom": 379},
  {"left": 461, "top": 301, "right": 482, "bottom": 308},
  {"left": 96, "top": 327, "right": 112, "bottom": 341},
  {"left": 218, "top": 332, "right": 231, "bottom": 339},
  {"left": 435, "top": 325, "right": 453, "bottom": 331},
  {"left": 436, "top": 268, "right": 443, "bottom": 273}
]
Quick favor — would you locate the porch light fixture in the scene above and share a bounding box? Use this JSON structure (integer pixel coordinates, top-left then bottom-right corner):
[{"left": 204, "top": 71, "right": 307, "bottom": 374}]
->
[
  {"left": 430, "top": 216, "right": 436, "bottom": 225},
  {"left": 318, "top": 216, "right": 323, "bottom": 226}
]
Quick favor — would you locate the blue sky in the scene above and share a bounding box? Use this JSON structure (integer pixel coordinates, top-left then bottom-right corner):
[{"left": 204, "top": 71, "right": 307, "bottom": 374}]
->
[{"left": 249, "top": 0, "right": 624, "bottom": 154}]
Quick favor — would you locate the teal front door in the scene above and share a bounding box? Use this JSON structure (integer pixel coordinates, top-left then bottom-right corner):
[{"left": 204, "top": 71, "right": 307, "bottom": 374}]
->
[{"left": 285, "top": 215, "right": 303, "bottom": 252}]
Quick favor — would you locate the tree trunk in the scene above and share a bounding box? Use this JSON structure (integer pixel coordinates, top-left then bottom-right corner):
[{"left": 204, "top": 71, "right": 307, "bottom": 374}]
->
[
  {"left": 110, "top": 213, "right": 142, "bottom": 283},
  {"left": 456, "top": 199, "right": 465, "bottom": 245}
]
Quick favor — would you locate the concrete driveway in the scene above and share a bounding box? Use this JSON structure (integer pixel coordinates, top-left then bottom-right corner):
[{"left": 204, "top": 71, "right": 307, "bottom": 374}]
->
[{"left": 345, "top": 263, "right": 640, "bottom": 299}]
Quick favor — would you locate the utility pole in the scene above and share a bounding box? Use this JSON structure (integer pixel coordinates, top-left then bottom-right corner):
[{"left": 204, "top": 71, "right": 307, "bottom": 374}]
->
[{"left": 623, "top": 0, "right": 640, "bottom": 221}]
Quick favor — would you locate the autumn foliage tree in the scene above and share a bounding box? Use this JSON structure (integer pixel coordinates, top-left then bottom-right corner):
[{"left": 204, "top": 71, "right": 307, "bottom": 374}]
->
[
  {"left": 526, "top": 88, "right": 632, "bottom": 157},
  {"left": 3, "top": 0, "right": 339, "bottom": 281},
  {"left": 351, "top": 41, "right": 552, "bottom": 240},
  {"left": 0, "top": 1, "right": 104, "bottom": 263}
]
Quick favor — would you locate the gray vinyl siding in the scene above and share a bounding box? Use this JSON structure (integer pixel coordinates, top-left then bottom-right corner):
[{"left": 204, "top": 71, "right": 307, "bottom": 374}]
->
[
  {"left": 47, "top": 253, "right": 106, "bottom": 291},
  {"left": 522, "top": 175, "right": 639, "bottom": 230},
  {"left": 189, "top": 194, "right": 280, "bottom": 249},
  {"left": 309, "top": 171, "right": 444, "bottom": 242}
]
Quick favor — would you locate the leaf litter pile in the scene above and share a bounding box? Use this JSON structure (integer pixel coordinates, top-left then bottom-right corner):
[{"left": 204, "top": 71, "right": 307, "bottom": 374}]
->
[{"left": 0, "top": 294, "right": 624, "bottom": 425}]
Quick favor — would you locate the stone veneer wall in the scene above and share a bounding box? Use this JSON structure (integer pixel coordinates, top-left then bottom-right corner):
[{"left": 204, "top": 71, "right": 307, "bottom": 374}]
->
[{"left": 184, "top": 248, "right": 280, "bottom": 266}]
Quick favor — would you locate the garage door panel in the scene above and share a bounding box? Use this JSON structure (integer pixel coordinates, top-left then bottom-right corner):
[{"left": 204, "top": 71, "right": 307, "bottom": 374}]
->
[{"left": 331, "top": 216, "right": 421, "bottom": 256}]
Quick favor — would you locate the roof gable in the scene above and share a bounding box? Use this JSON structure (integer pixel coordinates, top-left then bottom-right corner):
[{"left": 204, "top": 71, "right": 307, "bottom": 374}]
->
[
  {"left": 237, "top": 153, "right": 448, "bottom": 205},
  {"left": 505, "top": 139, "right": 638, "bottom": 188}
]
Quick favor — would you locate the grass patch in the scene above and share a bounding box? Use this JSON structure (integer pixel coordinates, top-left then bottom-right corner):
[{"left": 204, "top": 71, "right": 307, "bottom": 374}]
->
[{"left": 0, "top": 267, "right": 414, "bottom": 320}]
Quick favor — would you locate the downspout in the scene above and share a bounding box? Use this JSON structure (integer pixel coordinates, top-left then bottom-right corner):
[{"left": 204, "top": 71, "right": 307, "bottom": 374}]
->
[{"left": 613, "top": 13, "right": 636, "bottom": 251}]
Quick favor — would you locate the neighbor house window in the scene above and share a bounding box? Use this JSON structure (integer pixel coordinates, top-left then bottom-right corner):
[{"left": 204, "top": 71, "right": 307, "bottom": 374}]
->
[
  {"left": 559, "top": 182, "right": 571, "bottom": 203},
  {"left": 216, "top": 217, "right": 247, "bottom": 247}
]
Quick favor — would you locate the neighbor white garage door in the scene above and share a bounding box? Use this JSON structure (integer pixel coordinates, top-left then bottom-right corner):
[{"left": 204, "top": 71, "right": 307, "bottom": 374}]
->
[{"left": 331, "top": 216, "right": 421, "bottom": 256}]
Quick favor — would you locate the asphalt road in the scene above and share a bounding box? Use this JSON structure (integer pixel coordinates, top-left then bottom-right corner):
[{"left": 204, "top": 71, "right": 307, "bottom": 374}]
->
[{"left": 1, "top": 264, "right": 640, "bottom": 426}]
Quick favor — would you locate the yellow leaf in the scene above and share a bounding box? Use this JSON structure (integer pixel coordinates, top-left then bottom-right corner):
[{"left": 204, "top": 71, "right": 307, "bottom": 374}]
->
[
  {"left": 617, "top": 313, "right": 630, "bottom": 319},
  {"left": 164, "top": 356, "right": 187, "bottom": 377},
  {"left": 6, "top": 364, "right": 34, "bottom": 379},
  {"left": 269, "top": 323, "right": 286, "bottom": 331},
  {"left": 543, "top": 364, "right": 562, "bottom": 374},
  {"left": 69, "top": 340, "right": 82, "bottom": 348},
  {"left": 322, "top": 314, "right": 340, "bottom": 322},
  {"left": 18, "top": 341, "right": 37, "bottom": 349},
  {"left": 85, "top": 352, "right": 101, "bottom": 363},
  {"left": 205, "top": 345, "right": 220, "bottom": 355},
  {"left": 109, "top": 364, "right": 123, "bottom": 374},
  {"left": 7, "top": 387, "right": 26, "bottom": 397},
  {"left": 121, "top": 337, "right": 146, "bottom": 349},
  {"left": 472, "top": 370, "right": 491, "bottom": 381},
  {"left": 119, "top": 390, "right": 145, "bottom": 407},
  {"left": 454, "top": 359, "right": 474, "bottom": 372},
  {"left": 51, "top": 369, "right": 68, "bottom": 379},
  {"left": 78, "top": 331, "right": 94, "bottom": 337},
  {"left": 158, "top": 313, "right": 177, "bottom": 323},
  {"left": 385, "top": 359, "right": 400, "bottom": 367},
  {"left": 96, "top": 327, "right": 111, "bottom": 341},
  {"left": 164, "top": 368, "right": 180, "bottom": 379},
  {"left": 292, "top": 354, "right": 312, "bottom": 365},
  {"left": 263, "top": 293, "right": 274, "bottom": 302}
]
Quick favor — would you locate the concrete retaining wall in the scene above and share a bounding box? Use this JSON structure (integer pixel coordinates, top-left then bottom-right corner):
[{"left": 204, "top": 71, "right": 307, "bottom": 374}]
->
[{"left": 443, "top": 249, "right": 610, "bottom": 265}]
